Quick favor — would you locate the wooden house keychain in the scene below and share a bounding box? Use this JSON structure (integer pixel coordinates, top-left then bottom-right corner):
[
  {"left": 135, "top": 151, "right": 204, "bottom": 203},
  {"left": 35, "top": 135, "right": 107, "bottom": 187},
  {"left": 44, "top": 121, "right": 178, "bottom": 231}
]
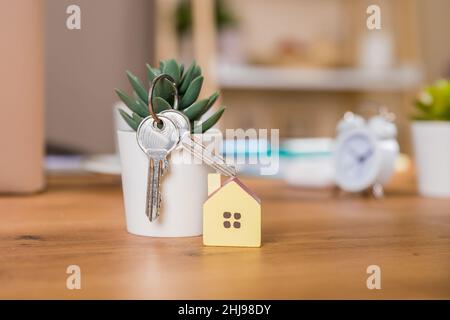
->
[{"left": 203, "top": 173, "right": 262, "bottom": 248}]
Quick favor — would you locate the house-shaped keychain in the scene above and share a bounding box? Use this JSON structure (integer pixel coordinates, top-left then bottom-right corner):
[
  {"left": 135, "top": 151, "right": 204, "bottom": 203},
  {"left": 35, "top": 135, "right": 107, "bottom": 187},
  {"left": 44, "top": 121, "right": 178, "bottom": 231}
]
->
[{"left": 203, "top": 173, "right": 261, "bottom": 247}]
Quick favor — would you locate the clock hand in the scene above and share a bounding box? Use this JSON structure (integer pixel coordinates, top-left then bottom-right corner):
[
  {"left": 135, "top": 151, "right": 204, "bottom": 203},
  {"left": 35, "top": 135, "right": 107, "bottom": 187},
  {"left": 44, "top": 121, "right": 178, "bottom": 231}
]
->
[
  {"left": 359, "top": 149, "right": 374, "bottom": 163},
  {"left": 348, "top": 146, "right": 361, "bottom": 160}
]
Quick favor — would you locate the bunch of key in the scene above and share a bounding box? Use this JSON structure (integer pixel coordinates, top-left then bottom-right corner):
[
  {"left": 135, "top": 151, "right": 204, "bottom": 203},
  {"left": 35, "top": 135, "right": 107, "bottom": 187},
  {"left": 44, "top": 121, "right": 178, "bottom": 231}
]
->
[{"left": 136, "top": 75, "right": 236, "bottom": 222}]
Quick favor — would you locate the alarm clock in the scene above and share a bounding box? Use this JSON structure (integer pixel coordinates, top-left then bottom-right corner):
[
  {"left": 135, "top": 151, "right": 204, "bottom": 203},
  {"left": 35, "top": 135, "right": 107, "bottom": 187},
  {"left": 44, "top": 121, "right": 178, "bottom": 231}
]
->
[{"left": 334, "top": 112, "right": 399, "bottom": 197}]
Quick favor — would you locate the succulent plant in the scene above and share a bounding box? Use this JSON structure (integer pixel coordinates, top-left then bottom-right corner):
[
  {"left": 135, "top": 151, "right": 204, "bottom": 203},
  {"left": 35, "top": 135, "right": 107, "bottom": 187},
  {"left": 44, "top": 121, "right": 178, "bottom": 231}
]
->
[
  {"left": 414, "top": 79, "right": 450, "bottom": 121},
  {"left": 115, "top": 59, "right": 225, "bottom": 133}
]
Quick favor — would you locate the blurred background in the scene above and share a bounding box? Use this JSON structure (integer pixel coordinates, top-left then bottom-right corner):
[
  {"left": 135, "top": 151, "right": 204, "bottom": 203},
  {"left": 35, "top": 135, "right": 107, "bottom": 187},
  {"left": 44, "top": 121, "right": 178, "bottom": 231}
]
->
[
  {"left": 1, "top": 0, "right": 450, "bottom": 191},
  {"left": 42, "top": 0, "right": 449, "bottom": 155}
]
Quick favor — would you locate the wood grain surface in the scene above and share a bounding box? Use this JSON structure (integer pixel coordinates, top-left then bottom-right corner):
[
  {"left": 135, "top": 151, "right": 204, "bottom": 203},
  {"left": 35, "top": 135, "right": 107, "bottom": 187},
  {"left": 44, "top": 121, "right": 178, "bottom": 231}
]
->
[{"left": 0, "top": 171, "right": 449, "bottom": 299}]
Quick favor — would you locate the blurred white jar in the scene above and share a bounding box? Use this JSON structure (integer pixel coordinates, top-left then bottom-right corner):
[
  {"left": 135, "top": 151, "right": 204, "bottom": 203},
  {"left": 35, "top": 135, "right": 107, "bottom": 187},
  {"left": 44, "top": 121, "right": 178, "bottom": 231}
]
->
[
  {"left": 412, "top": 121, "right": 450, "bottom": 198},
  {"left": 358, "top": 32, "right": 394, "bottom": 70}
]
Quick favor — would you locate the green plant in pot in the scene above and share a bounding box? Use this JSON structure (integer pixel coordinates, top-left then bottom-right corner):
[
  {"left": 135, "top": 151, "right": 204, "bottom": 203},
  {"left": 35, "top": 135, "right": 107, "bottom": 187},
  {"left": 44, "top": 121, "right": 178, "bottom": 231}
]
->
[
  {"left": 115, "top": 59, "right": 225, "bottom": 133},
  {"left": 414, "top": 79, "right": 450, "bottom": 121},
  {"left": 411, "top": 79, "right": 450, "bottom": 198},
  {"left": 115, "top": 59, "right": 227, "bottom": 237}
]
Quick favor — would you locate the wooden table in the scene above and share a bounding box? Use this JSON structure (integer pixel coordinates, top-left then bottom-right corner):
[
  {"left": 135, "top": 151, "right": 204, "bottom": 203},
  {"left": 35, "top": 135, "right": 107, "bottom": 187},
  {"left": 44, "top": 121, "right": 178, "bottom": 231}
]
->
[{"left": 0, "top": 171, "right": 449, "bottom": 299}]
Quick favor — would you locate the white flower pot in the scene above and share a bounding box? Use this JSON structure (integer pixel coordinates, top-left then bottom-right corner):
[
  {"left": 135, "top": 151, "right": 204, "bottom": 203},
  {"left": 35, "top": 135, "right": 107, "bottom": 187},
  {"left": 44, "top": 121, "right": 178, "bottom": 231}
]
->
[
  {"left": 117, "top": 130, "right": 212, "bottom": 237},
  {"left": 412, "top": 121, "right": 450, "bottom": 198}
]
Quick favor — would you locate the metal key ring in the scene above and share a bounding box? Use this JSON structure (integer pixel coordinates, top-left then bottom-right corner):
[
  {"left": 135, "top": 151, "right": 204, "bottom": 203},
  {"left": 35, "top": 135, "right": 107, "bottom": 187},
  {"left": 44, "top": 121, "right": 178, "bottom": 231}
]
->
[{"left": 148, "top": 74, "right": 179, "bottom": 125}]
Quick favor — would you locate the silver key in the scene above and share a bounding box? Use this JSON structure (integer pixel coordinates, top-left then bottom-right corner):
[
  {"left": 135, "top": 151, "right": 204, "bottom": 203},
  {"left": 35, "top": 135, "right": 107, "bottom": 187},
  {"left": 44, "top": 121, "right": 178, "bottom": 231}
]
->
[
  {"left": 160, "top": 110, "right": 236, "bottom": 177},
  {"left": 137, "top": 115, "right": 179, "bottom": 222}
]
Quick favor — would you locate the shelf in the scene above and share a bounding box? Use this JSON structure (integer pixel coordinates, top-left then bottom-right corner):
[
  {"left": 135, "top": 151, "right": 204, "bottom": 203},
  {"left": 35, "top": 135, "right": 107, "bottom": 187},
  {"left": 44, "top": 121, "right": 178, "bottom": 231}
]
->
[{"left": 217, "top": 64, "right": 423, "bottom": 92}]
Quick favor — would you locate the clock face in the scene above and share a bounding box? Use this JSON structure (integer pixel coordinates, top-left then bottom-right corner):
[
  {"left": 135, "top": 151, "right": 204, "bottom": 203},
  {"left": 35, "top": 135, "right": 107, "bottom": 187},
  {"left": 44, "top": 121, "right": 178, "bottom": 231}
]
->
[{"left": 335, "top": 128, "right": 380, "bottom": 192}]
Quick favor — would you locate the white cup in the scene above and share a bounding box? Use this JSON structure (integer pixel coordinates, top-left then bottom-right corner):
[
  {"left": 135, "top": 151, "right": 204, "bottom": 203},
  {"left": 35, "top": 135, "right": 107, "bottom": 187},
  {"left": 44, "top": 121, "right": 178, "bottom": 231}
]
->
[{"left": 117, "top": 130, "right": 213, "bottom": 237}]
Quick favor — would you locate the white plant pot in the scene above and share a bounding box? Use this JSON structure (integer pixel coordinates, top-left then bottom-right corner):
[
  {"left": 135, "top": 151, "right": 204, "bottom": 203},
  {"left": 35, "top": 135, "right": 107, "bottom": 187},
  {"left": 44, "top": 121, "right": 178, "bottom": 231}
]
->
[
  {"left": 117, "top": 130, "right": 212, "bottom": 237},
  {"left": 412, "top": 121, "right": 450, "bottom": 198}
]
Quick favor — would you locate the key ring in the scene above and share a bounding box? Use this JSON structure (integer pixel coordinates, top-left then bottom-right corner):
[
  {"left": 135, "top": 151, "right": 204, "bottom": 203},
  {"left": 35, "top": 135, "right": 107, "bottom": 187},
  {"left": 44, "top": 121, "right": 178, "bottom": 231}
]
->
[{"left": 148, "top": 74, "right": 179, "bottom": 125}]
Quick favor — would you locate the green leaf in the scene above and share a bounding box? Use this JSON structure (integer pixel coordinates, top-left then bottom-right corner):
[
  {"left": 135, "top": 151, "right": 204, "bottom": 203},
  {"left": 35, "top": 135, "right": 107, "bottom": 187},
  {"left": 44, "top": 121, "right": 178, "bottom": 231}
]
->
[
  {"left": 180, "top": 62, "right": 201, "bottom": 94},
  {"left": 195, "top": 91, "right": 221, "bottom": 119},
  {"left": 154, "top": 79, "right": 175, "bottom": 104},
  {"left": 133, "top": 94, "right": 150, "bottom": 117},
  {"left": 179, "top": 63, "right": 185, "bottom": 79},
  {"left": 152, "top": 97, "right": 172, "bottom": 113},
  {"left": 180, "top": 76, "right": 204, "bottom": 109},
  {"left": 207, "top": 91, "right": 220, "bottom": 108},
  {"left": 193, "top": 65, "right": 202, "bottom": 78},
  {"left": 412, "top": 79, "right": 450, "bottom": 121},
  {"left": 118, "top": 109, "right": 139, "bottom": 131},
  {"left": 126, "top": 71, "right": 148, "bottom": 104},
  {"left": 115, "top": 89, "right": 148, "bottom": 117},
  {"left": 182, "top": 99, "right": 209, "bottom": 120},
  {"left": 162, "top": 59, "right": 181, "bottom": 85},
  {"left": 132, "top": 112, "right": 144, "bottom": 125},
  {"left": 415, "top": 100, "right": 430, "bottom": 114},
  {"left": 146, "top": 64, "right": 160, "bottom": 83},
  {"left": 193, "top": 106, "right": 225, "bottom": 134}
]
